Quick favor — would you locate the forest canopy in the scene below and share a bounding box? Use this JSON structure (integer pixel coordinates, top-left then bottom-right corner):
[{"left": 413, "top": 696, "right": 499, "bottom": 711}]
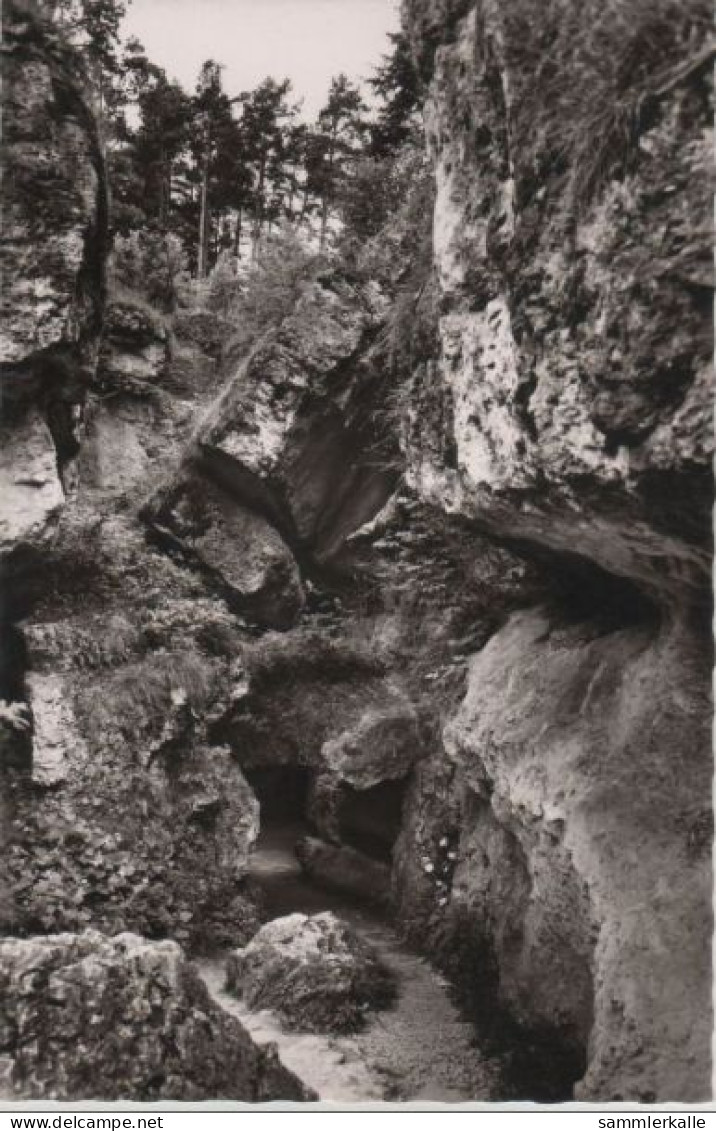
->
[{"left": 50, "top": 0, "right": 422, "bottom": 282}]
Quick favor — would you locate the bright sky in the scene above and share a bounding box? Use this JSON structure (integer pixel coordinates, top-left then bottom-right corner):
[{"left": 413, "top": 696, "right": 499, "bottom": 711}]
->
[{"left": 122, "top": 0, "right": 400, "bottom": 118}]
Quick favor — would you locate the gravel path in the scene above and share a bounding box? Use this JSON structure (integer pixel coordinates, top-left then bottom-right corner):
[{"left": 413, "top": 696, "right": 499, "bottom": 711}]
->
[{"left": 196, "top": 826, "right": 503, "bottom": 1103}]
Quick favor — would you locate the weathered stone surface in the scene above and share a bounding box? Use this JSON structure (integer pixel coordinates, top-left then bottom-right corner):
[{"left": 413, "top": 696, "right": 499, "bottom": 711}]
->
[
  {"left": 442, "top": 609, "right": 712, "bottom": 1101},
  {"left": 4, "top": 513, "right": 261, "bottom": 952},
  {"left": 322, "top": 699, "right": 421, "bottom": 790},
  {"left": 0, "top": 412, "right": 65, "bottom": 557},
  {"left": 97, "top": 299, "right": 169, "bottom": 392},
  {"left": 226, "top": 911, "right": 396, "bottom": 1033},
  {"left": 396, "top": 0, "right": 713, "bottom": 1103},
  {"left": 403, "top": 1, "right": 712, "bottom": 604},
  {"left": 0, "top": 930, "right": 312, "bottom": 1101},
  {"left": 0, "top": 1, "right": 105, "bottom": 368},
  {"left": 25, "top": 672, "right": 84, "bottom": 788}
]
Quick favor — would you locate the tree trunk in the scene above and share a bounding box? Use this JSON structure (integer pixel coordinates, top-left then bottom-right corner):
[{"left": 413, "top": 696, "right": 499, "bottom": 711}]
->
[
  {"left": 252, "top": 156, "right": 266, "bottom": 260},
  {"left": 319, "top": 132, "right": 337, "bottom": 252},
  {"left": 233, "top": 208, "right": 243, "bottom": 258},
  {"left": 197, "top": 150, "right": 210, "bottom": 278}
]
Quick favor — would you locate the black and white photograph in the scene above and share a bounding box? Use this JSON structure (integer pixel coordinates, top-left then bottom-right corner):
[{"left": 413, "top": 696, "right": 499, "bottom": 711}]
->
[{"left": 0, "top": 0, "right": 713, "bottom": 1112}]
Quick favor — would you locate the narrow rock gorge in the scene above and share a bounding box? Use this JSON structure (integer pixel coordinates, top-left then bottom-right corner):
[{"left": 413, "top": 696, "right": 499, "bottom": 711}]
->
[{"left": 0, "top": 0, "right": 712, "bottom": 1105}]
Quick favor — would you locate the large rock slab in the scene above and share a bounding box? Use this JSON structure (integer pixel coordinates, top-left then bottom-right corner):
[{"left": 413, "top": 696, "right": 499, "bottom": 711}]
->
[
  {"left": 226, "top": 912, "right": 396, "bottom": 1033},
  {"left": 0, "top": 930, "right": 311, "bottom": 1101},
  {"left": 0, "top": 1, "right": 106, "bottom": 368}
]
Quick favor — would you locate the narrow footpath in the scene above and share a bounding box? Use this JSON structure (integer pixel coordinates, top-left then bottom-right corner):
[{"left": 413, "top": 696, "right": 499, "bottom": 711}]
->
[{"left": 197, "top": 825, "right": 504, "bottom": 1103}]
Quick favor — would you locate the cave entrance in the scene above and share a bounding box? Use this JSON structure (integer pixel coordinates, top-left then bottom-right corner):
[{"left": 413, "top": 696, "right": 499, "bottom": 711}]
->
[
  {"left": 338, "top": 778, "right": 407, "bottom": 863},
  {"left": 243, "top": 765, "right": 312, "bottom": 828}
]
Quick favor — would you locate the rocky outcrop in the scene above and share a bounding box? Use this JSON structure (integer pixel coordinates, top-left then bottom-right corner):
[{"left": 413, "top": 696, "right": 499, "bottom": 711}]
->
[
  {"left": 98, "top": 298, "right": 169, "bottom": 392},
  {"left": 226, "top": 912, "right": 396, "bottom": 1032},
  {"left": 0, "top": 10, "right": 261, "bottom": 958},
  {"left": 0, "top": 930, "right": 311, "bottom": 1101},
  {"left": 0, "top": 0, "right": 107, "bottom": 555},
  {"left": 1, "top": 0, "right": 710, "bottom": 1107},
  {"left": 398, "top": 0, "right": 713, "bottom": 1103}
]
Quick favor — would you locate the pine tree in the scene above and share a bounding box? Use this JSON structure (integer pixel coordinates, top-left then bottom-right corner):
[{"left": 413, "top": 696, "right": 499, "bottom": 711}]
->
[
  {"left": 191, "top": 61, "right": 243, "bottom": 276},
  {"left": 307, "top": 75, "right": 367, "bottom": 250},
  {"left": 237, "top": 78, "right": 299, "bottom": 257},
  {"left": 369, "top": 32, "right": 421, "bottom": 158}
]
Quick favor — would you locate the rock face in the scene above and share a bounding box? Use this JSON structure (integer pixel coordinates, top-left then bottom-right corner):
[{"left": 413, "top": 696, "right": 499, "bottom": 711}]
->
[
  {"left": 404, "top": 0, "right": 712, "bottom": 604},
  {"left": 0, "top": 931, "right": 311, "bottom": 1101},
  {"left": 398, "top": 0, "right": 713, "bottom": 1103},
  {"left": 226, "top": 912, "right": 396, "bottom": 1033},
  {"left": 445, "top": 609, "right": 711, "bottom": 1102},
  {"left": 0, "top": 0, "right": 107, "bottom": 555},
  {"left": 0, "top": 3, "right": 261, "bottom": 955}
]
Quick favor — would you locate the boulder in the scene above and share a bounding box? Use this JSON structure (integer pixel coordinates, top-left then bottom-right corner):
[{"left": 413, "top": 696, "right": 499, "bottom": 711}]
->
[
  {"left": 97, "top": 298, "right": 169, "bottom": 392},
  {"left": 146, "top": 472, "right": 305, "bottom": 629},
  {"left": 295, "top": 836, "right": 391, "bottom": 908},
  {"left": 322, "top": 699, "right": 421, "bottom": 789},
  {"left": 226, "top": 911, "right": 396, "bottom": 1033},
  {"left": 0, "top": 930, "right": 312, "bottom": 1101}
]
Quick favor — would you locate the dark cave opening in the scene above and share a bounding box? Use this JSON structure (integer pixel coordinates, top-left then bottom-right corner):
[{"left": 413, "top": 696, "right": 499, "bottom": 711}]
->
[
  {"left": 243, "top": 765, "right": 312, "bottom": 827},
  {"left": 338, "top": 779, "right": 408, "bottom": 863}
]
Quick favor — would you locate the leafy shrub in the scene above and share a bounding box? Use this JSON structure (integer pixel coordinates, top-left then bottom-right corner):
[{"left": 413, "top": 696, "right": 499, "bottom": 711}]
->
[
  {"left": 110, "top": 229, "right": 188, "bottom": 312},
  {"left": 223, "top": 225, "right": 324, "bottom": 359},
  {"left": 203, "top": 251, "right": 244, "bottom": 318}
]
